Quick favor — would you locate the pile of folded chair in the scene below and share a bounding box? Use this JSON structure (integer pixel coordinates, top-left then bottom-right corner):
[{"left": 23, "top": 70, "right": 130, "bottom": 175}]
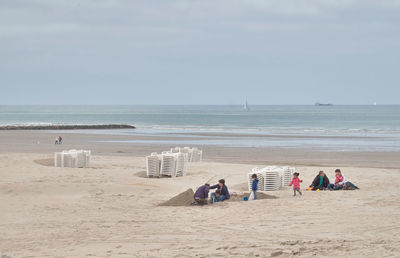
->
[
  {"left": 55, "top": 149, "right": 91, "bottom": 168},
  {"left": 248, "top": 166, "right": 296, "bottom": 191},
  {"left": 146, "top": 152, "right": 188, "bottom": 178},
  {"left": 169, "top": 147, "right": 202, "bottom": 162}
]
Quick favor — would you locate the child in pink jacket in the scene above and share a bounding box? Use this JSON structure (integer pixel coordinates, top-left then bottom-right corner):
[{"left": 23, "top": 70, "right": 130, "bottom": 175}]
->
[{"left": 290, "top": 172, "right": 303, "bottom": 196}]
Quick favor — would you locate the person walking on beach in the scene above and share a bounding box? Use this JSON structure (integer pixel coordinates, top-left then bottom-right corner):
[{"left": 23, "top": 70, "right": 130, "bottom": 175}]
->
[
  {"left": 210, "top": 179, "right": 230, "bottom": 203},
  {"left": 290, "top": 172, "right": 302, "bottom": 196},
  {"left": 193, "top": 183, "right": 210, "bottom": 205},
  {"left": 251, "top": 174, "right": 259, "bottom": 200}
]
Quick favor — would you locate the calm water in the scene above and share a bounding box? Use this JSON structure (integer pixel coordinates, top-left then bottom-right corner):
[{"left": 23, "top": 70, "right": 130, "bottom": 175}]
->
[{"left": 1, "top": 105, "right": 400, "bottom": 151}]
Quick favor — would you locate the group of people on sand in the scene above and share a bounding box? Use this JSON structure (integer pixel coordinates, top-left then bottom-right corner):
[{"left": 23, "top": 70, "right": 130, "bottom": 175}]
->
[
  {"left": 289, "top": 169, "right": 359, "bottom": 196},
  {"left": 193, "top": 169, "right": 359, "bottom": 205},
  {"left": 55, "top": 136, "right": 63, "bottom": 145},
  {"left": 193, "top": 179, "right": 230, "bottom": 206}
]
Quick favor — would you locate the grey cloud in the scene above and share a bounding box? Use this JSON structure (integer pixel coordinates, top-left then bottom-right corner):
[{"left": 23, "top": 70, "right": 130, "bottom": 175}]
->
[{"left": 0, "top": 0, "right": 399, "bottom": 104}]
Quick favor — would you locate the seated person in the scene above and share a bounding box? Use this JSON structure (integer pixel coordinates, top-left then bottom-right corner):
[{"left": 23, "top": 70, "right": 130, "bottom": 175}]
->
[
  {"left": 310, "top": 171, "right": 330, "bottom": 191},
  {"left": 193, "top": 183, "right": 210, "bottom": 205},
  {"left": 327, "top": 169, "right": 346, "bottom": 190},
  {"left": 210, "top": 179, "right": 230, "bottom": 203},
  {"left": 214, "top": 189, "right": 221, "bottom": 200}
]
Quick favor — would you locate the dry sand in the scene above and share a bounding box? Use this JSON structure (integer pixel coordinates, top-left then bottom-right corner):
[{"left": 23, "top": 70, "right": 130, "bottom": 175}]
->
[
  {"left": 1, "top": 130, "right": 400, "bottom": 257},
  {"left": 1, "top": 152, "right": 400, "bottom": 258}
]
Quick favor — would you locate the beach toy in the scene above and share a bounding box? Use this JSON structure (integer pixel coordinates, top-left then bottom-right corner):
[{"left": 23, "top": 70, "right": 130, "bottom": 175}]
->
[
  {"left": 243, "top": 196, "right": 249, "bottom": 201},
  {"left": 316, "top": 189, "right": 320, "bottom": 192},
  {"left": 307, "top": 187, "right": 312, "bottom": 191}
]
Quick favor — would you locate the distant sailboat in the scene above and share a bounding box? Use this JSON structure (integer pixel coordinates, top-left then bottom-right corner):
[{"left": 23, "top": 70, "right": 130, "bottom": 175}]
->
[
  {"left": 370, "top": 101, "right": 377, "bottom": 110},
  {"left": 243, "top": 100, "right": 249, "bottom": 111}
]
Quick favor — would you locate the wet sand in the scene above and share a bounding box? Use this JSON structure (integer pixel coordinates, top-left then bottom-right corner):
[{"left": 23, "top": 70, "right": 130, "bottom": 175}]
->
[{"left": 0, "top": 130, "right": 399, "bottom": 168}]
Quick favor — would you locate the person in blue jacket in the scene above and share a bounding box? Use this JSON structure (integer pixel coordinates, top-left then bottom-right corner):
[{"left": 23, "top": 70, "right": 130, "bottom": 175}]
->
[
  {"left": 251, "top": 173, "right": 259, "bottom": 200},
  {"left": 209, "top": 179, "right": 230, "bottom": 203}
]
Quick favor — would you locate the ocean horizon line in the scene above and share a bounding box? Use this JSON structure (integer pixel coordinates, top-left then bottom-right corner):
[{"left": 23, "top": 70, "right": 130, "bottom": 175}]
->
[{"left": 0, "top": 104, "right": 398, "bottom": 107}]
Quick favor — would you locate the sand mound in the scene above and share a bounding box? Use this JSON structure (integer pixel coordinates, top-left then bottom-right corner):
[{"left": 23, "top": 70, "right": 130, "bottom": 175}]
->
[
  {"left": 34, "top": 158, "right": 54, "bottom": 167},
  {"left": 159, "top": 189, "right": 277, "bottom": 206},
  {"left": 229, "top": 192, "right": 278, "bottom": 202},
  {"left": 159, "top": 189, "right": 195, "bottom": 207},
  {"left": 134, "top": 171, "right": 178, "bottom": 178}
]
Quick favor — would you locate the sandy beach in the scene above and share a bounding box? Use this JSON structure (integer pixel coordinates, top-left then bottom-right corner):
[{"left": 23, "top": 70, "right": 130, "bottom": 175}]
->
[
  {"left": 1, "top": 131, "right": 400, "bottom": 257},
  {"left": 3, "top": 0, "right": 400, "bottom": 256}
]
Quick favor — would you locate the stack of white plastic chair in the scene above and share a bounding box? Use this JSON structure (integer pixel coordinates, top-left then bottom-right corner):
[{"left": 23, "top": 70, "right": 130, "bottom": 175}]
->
[
  {"left": 54, "top": 149, "right": 91, "bottom": 168},
  {"left": 175, "top": 153, "right": 188, "bottom": 177},
  {"left": 280, "top": 167, "right": 294, "bottom": 187},
  {"left": 170, "top": 147, "right": 181, "bottom": 153},
  {"left": 190, "top": 148, "right": 203, "bottom": 162},
  {"left": 263, "top": 168, "right": 281, "bottom": 191},
  {"left": 146, "top": 151, "right": 190, "bottom": 178},
  {"left": 248, "top": 166, "right": 297, "bottom": 191},
  {"left": 160, "top": 154, "right": 177, "bottom": 177},
  {"left": 145, "top": 147, "right": 201, "bottom": 178},
  {"left": 146, "top": 154, "right": 161, "bottom": 177},
  {"left": 55, "top": 149, "right": 67, "bottom": 168},
  {"left": 181, "top": 147, "right": 192, "bottom": 161},
  {"left": 247, "top": 168, "right": 264, "bottom": 191},
  {"left": 75, "top": 150, "right": 91, "bottom": 168},
  {"left": 54, "top": 152, "right": 63, "bottom": 167},
  {"left": 62, "top": 151, "right": 74, "bottom": 167},
  {"left": 85, "top": 150, "right": 91, "bottom": 167},
  {"left": 176, "top": 147, "right": 202, "bottom": 162}
]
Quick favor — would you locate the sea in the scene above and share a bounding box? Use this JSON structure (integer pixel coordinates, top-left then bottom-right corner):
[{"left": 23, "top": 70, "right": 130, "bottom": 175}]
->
[{"left": 1, "top": 105, "right": 400, "bottom": 151}]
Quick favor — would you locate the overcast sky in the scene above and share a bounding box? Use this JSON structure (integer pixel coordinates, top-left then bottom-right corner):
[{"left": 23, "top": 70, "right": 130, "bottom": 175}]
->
[{"left": 1, "top": 0, "right": 399, "bottom": 105}]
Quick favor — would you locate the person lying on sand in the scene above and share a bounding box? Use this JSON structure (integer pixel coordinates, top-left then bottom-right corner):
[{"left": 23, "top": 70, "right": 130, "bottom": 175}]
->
[
  {"left": 193, "top": 183, "right": 210, "bottom": 205},
  {"left": 210, "top": 179, "right": 230, "bottom": 203},
  {"left": 309, "top": 171, "right": 330, "bottom": 191}
]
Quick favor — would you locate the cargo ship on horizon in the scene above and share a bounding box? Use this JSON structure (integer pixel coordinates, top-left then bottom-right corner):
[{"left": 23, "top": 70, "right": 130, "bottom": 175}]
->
[{"left": 315, "top": 102, "right": 333, "bottom": 106}]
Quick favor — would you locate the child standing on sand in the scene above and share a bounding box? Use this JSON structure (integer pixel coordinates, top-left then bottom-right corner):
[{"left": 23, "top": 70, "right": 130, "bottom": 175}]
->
[
  {"left": 251, "top": 174, "right": 259, "bottom": 200},
  {"left": 290, "top": 172, "right": 302, "bottom": 196}
]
